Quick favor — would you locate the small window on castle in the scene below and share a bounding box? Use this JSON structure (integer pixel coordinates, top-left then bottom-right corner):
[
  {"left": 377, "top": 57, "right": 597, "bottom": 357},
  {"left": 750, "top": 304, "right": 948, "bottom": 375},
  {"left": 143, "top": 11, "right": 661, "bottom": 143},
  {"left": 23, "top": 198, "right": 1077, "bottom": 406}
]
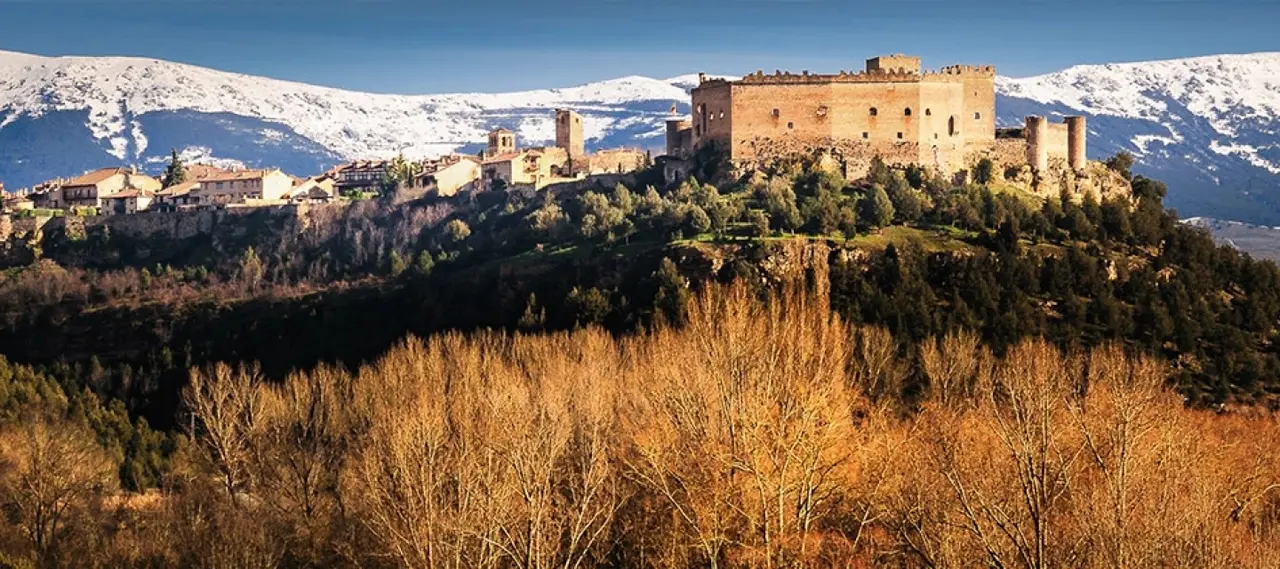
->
[
  {"left": 772, "top": 108, "right": 780, "bottom": 118},
  {"left": 926, "top": 109, "right": 932, "bottom": 116},
  {"left": 719, "top": 111, "right": 725, "bottom": 119},
  {"left": 974, "top": 112, "right": 982, "bottom": 120},
  {"left": 897, "top": 132, "right": 904, "bottom": 139},
  {"left": 787, "top": 122, "right": 794, "bottom": 129},
  {"left": 862, "top": 132, "right": 869, "bottom": 139},
  {"left": 904, "top": 108, "right": 912, "bottom": 117},
  {"left": 870, "top": 107, "right": 878, "bottom": 116},
  {"left": 934, "top": 133, "right": 939, "bottom": 139}
]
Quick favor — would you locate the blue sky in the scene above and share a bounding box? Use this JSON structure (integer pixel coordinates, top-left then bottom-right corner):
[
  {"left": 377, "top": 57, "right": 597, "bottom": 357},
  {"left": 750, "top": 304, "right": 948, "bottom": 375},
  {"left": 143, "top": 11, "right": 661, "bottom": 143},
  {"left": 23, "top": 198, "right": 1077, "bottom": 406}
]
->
[{"left": 2, "top": 0, "right": 1277, "bottom": 93}]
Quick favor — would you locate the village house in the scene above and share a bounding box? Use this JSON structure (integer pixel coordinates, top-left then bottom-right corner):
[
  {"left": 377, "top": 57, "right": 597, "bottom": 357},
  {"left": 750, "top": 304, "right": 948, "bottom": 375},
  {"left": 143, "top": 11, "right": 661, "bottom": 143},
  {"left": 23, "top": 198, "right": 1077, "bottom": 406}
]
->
[
  {"left": 154, "top": 180, "right": 201, "bottom": 208},
  {"left": 101, "top": 189, "right": 157, "bottom": 216},
  {"left": 418, "top": 155, "right": 482, "bottom": 196},
  {"left": 153, "top": 165, "right": 234, "bottom": 209},
  {"left": 190, "top": 168, "right": 293, "bottom": 205},
  {"left": 289, "top": 175, "right": 338, "bottom": 203},
  {"left": 1, "top": 193, "right": 34, "bottom": 214},
  {"left": 59, "top": 167, "right": 162, "bottom": 210},
  {"left": 331, "top": 160, "right": 392, "bottom": 195}
]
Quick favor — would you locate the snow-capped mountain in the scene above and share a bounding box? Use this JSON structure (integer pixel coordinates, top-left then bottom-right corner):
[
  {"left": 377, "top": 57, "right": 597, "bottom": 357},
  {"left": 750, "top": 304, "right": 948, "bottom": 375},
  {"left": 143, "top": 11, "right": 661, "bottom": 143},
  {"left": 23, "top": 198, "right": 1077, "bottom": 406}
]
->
[
  {"left": 3, "top": 50, "right": 1280, "bottom": 224},
  {"left": 997, "top": 53, "right": 1280, "bottom": 224},
  {"left": 0, "top": 50, "right": 695, "bottom": 191}
]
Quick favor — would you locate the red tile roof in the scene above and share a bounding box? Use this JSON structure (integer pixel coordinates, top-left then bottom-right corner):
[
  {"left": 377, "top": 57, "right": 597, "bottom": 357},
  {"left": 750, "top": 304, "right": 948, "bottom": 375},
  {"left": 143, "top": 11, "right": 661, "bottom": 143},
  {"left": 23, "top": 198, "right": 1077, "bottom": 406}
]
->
[
  {"left": 483, "top": 152, "right": 524, "bottom": 164},
  {"left": 157, "top": 181, "right": 200, "bottom": 196},
  {"left": 63, "top": 167, "right": 129, "bottom": 187},
  {"left": 104, "top": 189, "right": 154, "bottom": 199},
  {"left": 198, "top": 169, "right": 278, "bottom": 182}
]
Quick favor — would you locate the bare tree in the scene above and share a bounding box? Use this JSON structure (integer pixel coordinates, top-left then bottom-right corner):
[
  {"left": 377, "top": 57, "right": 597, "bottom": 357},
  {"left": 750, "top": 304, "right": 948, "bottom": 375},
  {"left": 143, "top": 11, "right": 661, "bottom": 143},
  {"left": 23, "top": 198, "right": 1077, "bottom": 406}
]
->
[
  {"left": 0, "top": 420, "right": 116, "bottom": 566},
  {"left": 932, "top": 340, "right": 1085, "bottom": 569},
  {"left": 184, "top": 362, "right": 266, "bottom": 498}
]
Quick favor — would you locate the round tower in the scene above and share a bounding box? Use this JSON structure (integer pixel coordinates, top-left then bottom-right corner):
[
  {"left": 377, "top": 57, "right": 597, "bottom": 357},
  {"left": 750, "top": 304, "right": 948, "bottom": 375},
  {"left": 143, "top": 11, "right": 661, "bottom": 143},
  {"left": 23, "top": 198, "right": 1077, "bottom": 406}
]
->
[
  {"left": 1065, "top": 116, "right": 1087, "bottom": 171},
  {"left": 1024, "top": 116, "right": 1049, "bottom": 172}
]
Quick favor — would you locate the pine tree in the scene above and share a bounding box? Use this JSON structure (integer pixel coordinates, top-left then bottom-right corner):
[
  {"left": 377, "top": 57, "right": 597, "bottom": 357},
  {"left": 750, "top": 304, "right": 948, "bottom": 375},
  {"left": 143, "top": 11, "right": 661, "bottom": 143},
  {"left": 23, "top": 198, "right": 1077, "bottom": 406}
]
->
[{"left": 161, "top": 149, "right": 186, "bottom": 187}]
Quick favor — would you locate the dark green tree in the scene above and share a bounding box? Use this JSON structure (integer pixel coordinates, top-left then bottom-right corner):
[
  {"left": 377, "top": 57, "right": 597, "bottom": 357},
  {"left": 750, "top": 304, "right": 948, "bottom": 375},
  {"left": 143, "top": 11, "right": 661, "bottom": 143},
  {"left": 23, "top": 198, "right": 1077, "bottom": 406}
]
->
[
  {"left": 862, "top": 186, "right": 894, "bottom": 229},
  {"left": 161, "top": 149, "right": 186, "bottom": 187},
  {"left": 973, "top": 158, "right": 995, "bottom": 185}
]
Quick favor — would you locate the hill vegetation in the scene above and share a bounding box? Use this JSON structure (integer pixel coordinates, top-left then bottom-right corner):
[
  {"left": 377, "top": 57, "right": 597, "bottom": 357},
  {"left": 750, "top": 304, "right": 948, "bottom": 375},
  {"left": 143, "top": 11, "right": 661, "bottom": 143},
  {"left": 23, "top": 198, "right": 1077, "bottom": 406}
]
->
[{"left": 3, "top": 151, "right": 1280, "bottom": 566}]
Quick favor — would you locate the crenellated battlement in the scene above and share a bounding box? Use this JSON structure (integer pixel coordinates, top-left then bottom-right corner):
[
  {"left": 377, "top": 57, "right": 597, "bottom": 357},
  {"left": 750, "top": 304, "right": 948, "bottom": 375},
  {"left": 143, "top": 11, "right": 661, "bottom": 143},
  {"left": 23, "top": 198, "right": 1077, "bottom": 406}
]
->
[
  {"left": 682, "top": 54, "right": 1005, "bottom": 175},
  {"left": 698, "top": 61, "right": 996, "bottom": 89}
]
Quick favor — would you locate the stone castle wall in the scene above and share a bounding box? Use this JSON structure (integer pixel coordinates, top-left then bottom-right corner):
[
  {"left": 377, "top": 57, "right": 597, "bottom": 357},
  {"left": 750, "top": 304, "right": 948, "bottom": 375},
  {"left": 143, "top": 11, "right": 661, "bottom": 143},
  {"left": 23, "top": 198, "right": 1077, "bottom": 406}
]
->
[
  {"left": 690, "top": 65, "right": 996, "bottom": 174},
  {"left": 587, "top": 149, "right": 646, "bottom": 175}
]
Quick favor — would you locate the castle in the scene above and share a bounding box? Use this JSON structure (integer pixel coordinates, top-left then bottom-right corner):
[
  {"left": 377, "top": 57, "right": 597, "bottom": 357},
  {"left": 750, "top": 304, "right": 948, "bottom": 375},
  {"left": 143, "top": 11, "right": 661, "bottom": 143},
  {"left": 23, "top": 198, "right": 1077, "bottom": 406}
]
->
[{"left": 666, "top": 55, "right": 1088, "bottom": 183}]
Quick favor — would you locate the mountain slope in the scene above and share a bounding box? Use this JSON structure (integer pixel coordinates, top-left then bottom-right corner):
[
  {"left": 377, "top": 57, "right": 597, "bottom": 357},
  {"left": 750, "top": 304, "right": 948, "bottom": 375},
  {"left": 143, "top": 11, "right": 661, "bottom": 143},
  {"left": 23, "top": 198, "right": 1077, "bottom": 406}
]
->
[
  {"left": 997, "top": 53, "right": 1280, "bottom": 224},
  {"left": 4, "top": 50, "right": 1280, "bottom": 224}
]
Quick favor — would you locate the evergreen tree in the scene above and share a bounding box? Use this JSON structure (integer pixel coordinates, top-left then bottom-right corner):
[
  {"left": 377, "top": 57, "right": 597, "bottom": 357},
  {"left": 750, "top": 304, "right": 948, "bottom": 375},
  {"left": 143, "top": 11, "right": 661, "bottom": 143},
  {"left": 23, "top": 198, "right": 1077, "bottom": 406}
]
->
[
  {"left": 973, "top": 158, "right": 995, "bottom": 185},
  {"left": 161, "top": 149, "right": 186, "bottom": 187},
  {"left": 1106, "top": 151, "right": 1135, "bottom": 181},
  {"left": 862, "top": 186, "right": 895, "bottom": 229}
]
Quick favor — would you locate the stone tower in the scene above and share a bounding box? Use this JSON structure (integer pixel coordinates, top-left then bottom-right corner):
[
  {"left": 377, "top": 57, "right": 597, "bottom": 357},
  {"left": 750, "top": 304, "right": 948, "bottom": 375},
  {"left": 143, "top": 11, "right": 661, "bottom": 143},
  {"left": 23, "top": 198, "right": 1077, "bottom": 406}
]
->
[
  {"left": 555, "top": 109, "right": 585, "bottom": 162},
  {"left": 1066, "top": 116, "right": 1088, "bottom": 171},
  {"left": 666, "top": 117, "right": 693, "bottom": 158},
  {"left": 486, "top": 128, "right": 516, "bottom": 159},
  {"left": 866, "top": 54, "right": 922, "bottom": 74},
  {"left": 1025, "top": 116, "right": 1049, "bottom": 172}
]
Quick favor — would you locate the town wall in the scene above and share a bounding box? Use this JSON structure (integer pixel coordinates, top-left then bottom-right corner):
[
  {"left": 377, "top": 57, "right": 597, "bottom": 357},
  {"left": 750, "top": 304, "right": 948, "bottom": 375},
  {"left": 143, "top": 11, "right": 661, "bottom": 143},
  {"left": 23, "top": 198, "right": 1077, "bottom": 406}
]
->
[
  {"left": 587, "top": 149, "right": 646, "bottom": 175},
  {"left": 1043, "top": 122, "right": 1070, "bottom": 161}
]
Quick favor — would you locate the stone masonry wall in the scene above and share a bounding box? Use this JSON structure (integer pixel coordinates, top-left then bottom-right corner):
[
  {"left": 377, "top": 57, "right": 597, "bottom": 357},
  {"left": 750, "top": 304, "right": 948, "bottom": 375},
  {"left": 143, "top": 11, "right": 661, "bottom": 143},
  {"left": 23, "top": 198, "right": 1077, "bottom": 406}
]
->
[{"left": 691, "top": 65, "right": 997, "bottom": 176}]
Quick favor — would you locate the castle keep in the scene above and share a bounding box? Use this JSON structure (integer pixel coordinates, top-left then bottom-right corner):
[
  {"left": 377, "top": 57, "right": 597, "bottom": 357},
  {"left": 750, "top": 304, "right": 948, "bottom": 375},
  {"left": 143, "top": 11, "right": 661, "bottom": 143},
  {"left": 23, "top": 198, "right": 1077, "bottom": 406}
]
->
[{"left": 667, "top": 55, "right": 1087, "bottom": 181}]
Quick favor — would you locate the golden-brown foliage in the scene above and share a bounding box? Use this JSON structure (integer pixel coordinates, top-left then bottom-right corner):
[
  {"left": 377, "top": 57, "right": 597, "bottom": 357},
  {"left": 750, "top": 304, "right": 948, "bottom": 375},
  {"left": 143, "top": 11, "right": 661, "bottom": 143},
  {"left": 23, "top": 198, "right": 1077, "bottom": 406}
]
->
[{"left": 2, "top": 284, "right": 1280, "bottom": 568}]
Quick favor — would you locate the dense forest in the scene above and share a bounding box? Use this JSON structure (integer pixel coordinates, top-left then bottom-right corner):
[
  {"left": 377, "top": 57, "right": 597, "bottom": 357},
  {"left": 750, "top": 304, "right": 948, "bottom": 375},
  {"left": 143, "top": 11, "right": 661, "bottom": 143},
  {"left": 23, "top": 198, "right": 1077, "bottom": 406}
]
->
[{"left": 2, "top": 151, "right": 1280, "bottom": 567}]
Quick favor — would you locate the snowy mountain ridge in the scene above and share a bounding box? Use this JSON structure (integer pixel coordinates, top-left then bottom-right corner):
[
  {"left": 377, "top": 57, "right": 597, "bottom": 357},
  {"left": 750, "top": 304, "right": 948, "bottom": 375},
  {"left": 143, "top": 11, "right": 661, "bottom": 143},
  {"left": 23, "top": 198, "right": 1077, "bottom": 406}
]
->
[
  {"left": 0, "top": 50, "right": 692, "bottom": 162},
  {"left": 997, "top": 52, "right": 1280, "bottom": 175},
  {"left": 3, "top": 50, "right": 1280, "bottom": 224}
]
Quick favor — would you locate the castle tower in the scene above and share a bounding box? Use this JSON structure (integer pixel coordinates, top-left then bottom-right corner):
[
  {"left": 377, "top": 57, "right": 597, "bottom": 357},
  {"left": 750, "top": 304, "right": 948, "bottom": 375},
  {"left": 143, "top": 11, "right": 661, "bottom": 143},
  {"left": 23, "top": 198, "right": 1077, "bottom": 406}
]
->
[
  {"left": 555, "top": 109, "right": 585, "bottom": 162},
  {"left": 666, "top": 117, "right": 693, "bottom": 158},
  {"left": 1065, "top": 116, "right": 1087, "bottom": 171},
  {"left": 866, "top": 54, "right": 922, "bottom": 74},
  {"left": 1025, "top": 116, "right": 1049, "bottom": 172},
  {"left": 486, "top": 128, "right": 516, "bottom": 159}
]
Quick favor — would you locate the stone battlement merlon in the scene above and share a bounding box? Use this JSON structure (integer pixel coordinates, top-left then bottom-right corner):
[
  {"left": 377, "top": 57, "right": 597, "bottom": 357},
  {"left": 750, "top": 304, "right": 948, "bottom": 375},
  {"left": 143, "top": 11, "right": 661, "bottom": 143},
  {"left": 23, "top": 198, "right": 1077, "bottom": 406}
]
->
[{"left": 696, "top": 63, "right": 996, "bottom": 88}]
